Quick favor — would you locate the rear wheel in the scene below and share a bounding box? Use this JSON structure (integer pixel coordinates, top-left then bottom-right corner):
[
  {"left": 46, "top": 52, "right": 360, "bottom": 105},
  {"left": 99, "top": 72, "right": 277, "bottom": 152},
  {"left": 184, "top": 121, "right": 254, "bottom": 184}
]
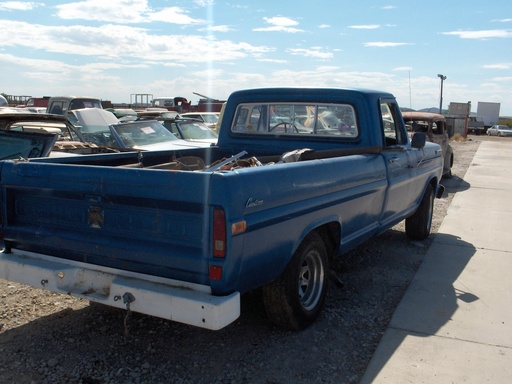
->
[
  {"left": 406, "top": 184, "right": 434, "bottom": 240},
  {"left": 262, "top": 232, "right": 329, "bottom": 330}
]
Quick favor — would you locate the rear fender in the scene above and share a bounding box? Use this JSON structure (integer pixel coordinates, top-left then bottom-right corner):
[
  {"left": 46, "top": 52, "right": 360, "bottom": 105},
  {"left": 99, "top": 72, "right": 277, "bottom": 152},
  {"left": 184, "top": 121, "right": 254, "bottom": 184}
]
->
[{"left": 295, "top": 216, "right": 341, "bottom": 260}]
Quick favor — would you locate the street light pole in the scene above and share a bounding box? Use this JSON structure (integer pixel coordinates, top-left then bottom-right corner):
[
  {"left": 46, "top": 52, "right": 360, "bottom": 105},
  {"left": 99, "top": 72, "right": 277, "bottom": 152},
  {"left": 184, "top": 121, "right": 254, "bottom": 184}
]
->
[{"left": 438, "top": 74, "right": 447, "bottom": 114}]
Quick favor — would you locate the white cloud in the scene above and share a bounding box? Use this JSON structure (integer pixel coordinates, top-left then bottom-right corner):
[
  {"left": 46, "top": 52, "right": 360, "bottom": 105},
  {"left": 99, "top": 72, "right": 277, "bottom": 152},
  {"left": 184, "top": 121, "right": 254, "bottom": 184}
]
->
[
  {"left": 443, "top": 29, "right": 512, "bottom": 39},
  {"left": 287, "top": 48, "right": 333, "bottom": 59},
  {"left": 264, "top": 16, "right": 299, "bottom": 27},
  {"left": 193, "top": 0, "right": 215, "bottom": 6},
  {"left": 0, "top": 51, "right": 148, "bottom": 88},
  {"left": 349, "top": 24, "right": 395, "bottom": 30},
  {"left": 254, "top": 16, "right": 303, "bottom": 33},
  {"left": 0, "top": 1, "right": 42, "bottom": 11},
  {"left": 364, "top": 42, "right": 411, "bottom": 47},
  {"left": 190, "top": 68, "right": 224, "bottom": 79},
  {"left": 257, "top": 58, "right": 288, "bottom": 64},
  {"left": 148, "top": 7, "right": 204, "bottom": 25},
  {"left": 265, "top": 69, "right": 396, "bottom": 90},
  {"left": 56, "top": 1, "right": 204, "bottom": 25},
  {"left": 201, "top": 25, "right": 234, "bottom": 33},
  {"left": 349, "top": 25, "right": 381, "bottom": 30},
  {"left": 0, "top": 20, "right": 270, "bottom": 63},
  {"left": 56, "top": 0, "right": 149, "bottom": 23},
  {"left": 483, "top": 64, "right": 512, "bottom": 69},
  {"left": 0, "top": 52, "right": 72, "bottom": 72}
]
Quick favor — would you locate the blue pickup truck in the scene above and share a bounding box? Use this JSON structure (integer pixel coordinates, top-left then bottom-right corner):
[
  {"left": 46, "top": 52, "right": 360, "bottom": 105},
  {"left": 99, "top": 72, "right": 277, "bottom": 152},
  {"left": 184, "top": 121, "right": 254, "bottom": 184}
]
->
[{"left": 0, "top": 88, "right": 444, "bottom": 331}]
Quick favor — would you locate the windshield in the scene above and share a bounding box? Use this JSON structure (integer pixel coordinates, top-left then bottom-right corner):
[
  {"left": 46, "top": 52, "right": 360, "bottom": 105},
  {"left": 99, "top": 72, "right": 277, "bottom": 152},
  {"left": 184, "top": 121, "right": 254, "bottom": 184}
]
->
[
  {"left": 0, "top": 130, "right": 57, "bottom": 159},
  {"left": 111, "top": 120, "right": 180, "bottom": 147},
  {"left": 172, "top": 121, "right": 218, "bottom": 140},
  {"left": 405, "top": 120, "right": 429, "bottom": 133},
  {"left": 9, "top": 121, "right": 82, "bottom": 141},
  {"left": 69, "top": 99, "right": 102, "bottom": 110},
  {"left": 202, "top": 114, "right": 219, "bottom": 124}
]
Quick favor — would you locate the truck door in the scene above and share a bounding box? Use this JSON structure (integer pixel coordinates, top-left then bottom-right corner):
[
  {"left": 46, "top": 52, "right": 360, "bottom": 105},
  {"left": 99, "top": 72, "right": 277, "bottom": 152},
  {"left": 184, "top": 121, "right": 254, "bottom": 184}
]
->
[{"left": 379, "top": 100, "right": 419, "bottom": 224}]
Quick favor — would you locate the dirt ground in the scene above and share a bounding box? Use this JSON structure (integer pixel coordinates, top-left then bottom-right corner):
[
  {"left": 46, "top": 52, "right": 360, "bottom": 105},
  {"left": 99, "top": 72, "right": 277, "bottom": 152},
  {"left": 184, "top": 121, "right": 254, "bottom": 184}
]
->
[{"left": 0, "top": 135, "right": 502, "bottom": 384}]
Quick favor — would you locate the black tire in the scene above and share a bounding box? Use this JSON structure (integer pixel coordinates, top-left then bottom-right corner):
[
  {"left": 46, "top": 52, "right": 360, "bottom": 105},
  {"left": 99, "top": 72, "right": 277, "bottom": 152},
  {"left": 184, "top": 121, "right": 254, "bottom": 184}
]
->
[
  {"left": 262, "top": 232, "right": 329, "bottom": 330},
  {"left": 443, "top": 169, "right": 452, "bottom": 179},
  {"left": 406, "top": 183, "right": 434, "bottom": 240}
]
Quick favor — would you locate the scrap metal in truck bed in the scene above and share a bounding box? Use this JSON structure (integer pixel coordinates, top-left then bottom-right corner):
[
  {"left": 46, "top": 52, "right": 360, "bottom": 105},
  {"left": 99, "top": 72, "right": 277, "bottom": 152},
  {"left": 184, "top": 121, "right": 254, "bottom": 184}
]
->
[{"left": 0, "top": 87, "right": 444, "bottom": 331}]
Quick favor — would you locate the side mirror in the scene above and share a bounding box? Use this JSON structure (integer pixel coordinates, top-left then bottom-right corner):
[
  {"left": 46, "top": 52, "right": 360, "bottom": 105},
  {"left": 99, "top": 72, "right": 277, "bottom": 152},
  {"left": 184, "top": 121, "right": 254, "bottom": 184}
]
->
[{"left": 411, "top": 132, "right": 426, "bottom": 149}]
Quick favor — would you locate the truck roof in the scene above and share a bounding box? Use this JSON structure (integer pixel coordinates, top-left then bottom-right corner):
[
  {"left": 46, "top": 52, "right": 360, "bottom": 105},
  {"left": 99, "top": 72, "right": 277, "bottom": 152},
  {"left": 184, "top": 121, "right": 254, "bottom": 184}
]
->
[{"left": 226, "top": 87, "right": 395, "bottom": 102}]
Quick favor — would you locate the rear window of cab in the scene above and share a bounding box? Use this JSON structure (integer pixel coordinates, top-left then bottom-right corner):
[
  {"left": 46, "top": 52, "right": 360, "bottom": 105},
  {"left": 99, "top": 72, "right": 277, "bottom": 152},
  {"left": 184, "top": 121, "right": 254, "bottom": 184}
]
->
[{"left": 231, "top": 103, "right": 358, "bottom": 139}]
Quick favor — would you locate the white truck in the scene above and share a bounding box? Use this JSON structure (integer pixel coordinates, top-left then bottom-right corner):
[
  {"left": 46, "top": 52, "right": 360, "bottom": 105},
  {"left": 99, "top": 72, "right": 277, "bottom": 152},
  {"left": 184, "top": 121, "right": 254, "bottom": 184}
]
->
[{"left": 477, "top": 102, "right": 501, "bottom": 131}]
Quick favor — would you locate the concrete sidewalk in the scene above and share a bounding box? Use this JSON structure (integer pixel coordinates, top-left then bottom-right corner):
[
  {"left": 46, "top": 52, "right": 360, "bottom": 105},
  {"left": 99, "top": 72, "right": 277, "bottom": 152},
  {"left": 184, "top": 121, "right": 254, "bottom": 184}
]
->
[{"left": 360, "top": 141, "right": 512, "bottom": 383}]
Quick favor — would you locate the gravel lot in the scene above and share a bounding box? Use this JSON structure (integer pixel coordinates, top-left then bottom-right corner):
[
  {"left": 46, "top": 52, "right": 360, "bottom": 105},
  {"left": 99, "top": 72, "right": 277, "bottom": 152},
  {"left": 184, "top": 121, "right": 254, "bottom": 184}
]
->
[{"left": 0, "top": 135, "right": 497, "bottom": 384}]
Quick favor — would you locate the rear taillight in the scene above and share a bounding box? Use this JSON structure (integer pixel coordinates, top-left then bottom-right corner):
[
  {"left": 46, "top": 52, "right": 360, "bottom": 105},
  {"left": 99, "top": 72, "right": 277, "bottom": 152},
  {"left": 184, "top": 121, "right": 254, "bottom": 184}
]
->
[{"left": 213, "top": 207, "right": 226, "bottom": 258}]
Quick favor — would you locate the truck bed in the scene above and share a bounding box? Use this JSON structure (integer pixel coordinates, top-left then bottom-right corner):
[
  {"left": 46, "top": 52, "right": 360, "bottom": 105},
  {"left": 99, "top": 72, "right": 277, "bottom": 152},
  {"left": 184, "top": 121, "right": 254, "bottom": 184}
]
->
[{"left": 0, "top": 146, "right": 387, "bottom": 295}]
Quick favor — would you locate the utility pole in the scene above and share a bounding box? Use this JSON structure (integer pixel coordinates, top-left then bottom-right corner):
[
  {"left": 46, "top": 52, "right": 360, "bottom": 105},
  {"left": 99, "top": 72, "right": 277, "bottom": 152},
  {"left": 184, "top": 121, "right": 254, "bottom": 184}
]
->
[{"left": 438, "top": 74, "right": 447, "bottom": 114}]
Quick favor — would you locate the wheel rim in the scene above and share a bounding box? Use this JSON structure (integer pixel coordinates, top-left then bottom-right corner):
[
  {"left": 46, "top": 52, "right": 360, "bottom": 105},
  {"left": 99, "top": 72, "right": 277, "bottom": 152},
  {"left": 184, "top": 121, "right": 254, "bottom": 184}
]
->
[{"left": 298, "top": 250, "right": 325, "bottom": 311}]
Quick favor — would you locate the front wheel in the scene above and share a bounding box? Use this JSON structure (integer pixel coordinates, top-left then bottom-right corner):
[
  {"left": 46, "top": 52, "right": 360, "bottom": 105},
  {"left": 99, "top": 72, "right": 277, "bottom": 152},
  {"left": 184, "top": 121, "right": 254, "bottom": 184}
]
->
[
  {"left": 262, "top": 232, "right": 329, "bottom": 330},
  {"left": 406, "top": 183, "right": 434, "bottom": 240}
]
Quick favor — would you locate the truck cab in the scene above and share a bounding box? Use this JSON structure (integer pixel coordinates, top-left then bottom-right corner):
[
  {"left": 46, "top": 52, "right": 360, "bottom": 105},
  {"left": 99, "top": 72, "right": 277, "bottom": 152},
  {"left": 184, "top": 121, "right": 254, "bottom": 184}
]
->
[
  {"left": 25, "top": 96, "right": 50, "bottom": 108},
  {"left": 46, "top": 96, "right": 103, "bottom": 116},
  {"left": 467, "top": 116, "right": 485, "bottom": 135}
]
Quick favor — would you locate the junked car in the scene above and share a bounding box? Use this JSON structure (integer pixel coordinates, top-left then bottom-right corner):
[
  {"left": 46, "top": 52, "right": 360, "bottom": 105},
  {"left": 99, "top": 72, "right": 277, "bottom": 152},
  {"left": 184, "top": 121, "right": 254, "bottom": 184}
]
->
[
  {"left": 0, "top": 112, "right": 119, "bottom": 156},
  {"left": 163, "top": 119, "right": 218, "bottom": 144},
  {"left": 180, "top": 112, "right": 220, "bottom": 131},
  {"left": 138, "top": 115, "right": 218, "bottom": 145},
  {"left": 105, "top": 108, "right": 138, "bottom": 122},
  {"left": 403, "top": 111, "right": 454, "bottom": 178},
  {"left": 110, "top": 120, "right": 213, "bottom": 150},
  {"left": 46, "top": 96, "right": 102, "bottom": 116},
  {"left": 487, "top": 124, "right": 512, "bottom": 137},
  {"left": 70, "top": 108, "right": 211, "bottom": 150},
  {"left": 136, "top": 110, "right": 180, "bottom": 120},
  {"left": 0, "top": 129, "right": 57, "bottom": 160}
]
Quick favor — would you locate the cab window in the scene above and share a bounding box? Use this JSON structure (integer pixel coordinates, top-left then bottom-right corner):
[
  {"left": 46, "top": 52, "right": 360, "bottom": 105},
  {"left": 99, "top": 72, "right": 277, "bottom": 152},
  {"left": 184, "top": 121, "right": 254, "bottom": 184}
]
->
[
  {"left": 231, "top": 102, "right": 358, "bottom": 138},
  {"left": 380, "top": 102, "right": 406, "bottom": 146}
]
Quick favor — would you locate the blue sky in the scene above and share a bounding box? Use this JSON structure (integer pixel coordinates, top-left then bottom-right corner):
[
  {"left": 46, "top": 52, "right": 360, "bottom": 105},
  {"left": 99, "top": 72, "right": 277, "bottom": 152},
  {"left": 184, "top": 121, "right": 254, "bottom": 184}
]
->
[{"left": 1, "top": 0, "right": 511, "bottom": 115}]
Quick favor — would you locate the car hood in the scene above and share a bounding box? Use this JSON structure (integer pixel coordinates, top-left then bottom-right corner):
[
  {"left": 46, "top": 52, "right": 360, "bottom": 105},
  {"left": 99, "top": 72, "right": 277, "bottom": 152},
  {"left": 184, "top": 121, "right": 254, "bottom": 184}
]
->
[
  {"left": 186, "top": 138, "right": 218, "bottom": 145},
  {"left": 133, "top": 140, "right": 212, "bottom": 151},
  {"left": 70, "top": 108, "right": 119, "bottom": 131}
]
